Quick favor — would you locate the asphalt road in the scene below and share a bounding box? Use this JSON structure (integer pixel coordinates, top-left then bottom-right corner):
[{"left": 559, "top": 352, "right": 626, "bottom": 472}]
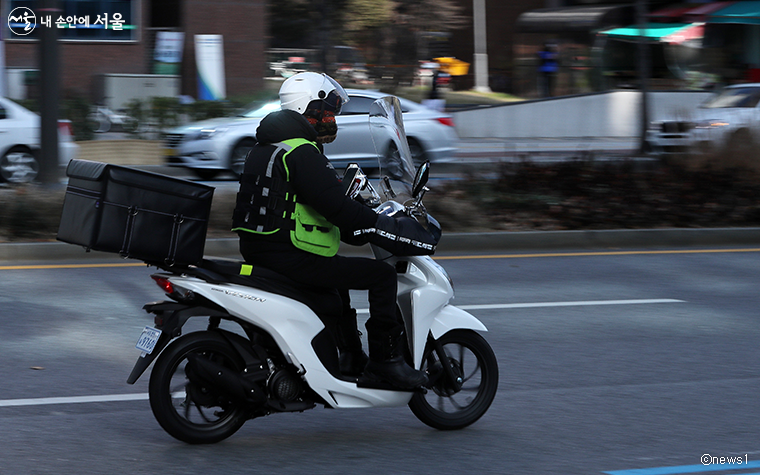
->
[{"left": 1, "top": 246, "right": 760, "bottom": 474}]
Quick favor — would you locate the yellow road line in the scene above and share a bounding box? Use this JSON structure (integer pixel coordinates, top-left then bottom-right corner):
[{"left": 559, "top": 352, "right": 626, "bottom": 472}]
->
[
  {"left": 0, "top": 262, "right": 146, "bottom": 270},
  {"left": 2, "top": 248, "right": 760, "bottom": 270},
  {"left": 434, "top": 248, "right": 760, "bottom": 260}
]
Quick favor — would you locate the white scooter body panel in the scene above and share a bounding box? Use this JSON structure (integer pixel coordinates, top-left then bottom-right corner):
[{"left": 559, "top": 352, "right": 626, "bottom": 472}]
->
[
  {"left": 165, "top": 275, "right": 414, "bottom": 408},
  {"left": 390, "top": 254, "right": 488, "bottom": 368}
]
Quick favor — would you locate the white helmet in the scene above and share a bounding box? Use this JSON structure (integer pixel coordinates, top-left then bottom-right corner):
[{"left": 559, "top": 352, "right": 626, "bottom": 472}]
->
[{"left": 279, "top": 72, "right": 349, "bottom": 115}]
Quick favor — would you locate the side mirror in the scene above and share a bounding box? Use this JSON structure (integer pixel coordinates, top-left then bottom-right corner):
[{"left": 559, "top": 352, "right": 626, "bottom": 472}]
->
[
  {"left": 342, "top": 163, "right": 360, "bottom": 196},
  {"left": 412, "top": 161, "right": 430, "bottom": 198}
]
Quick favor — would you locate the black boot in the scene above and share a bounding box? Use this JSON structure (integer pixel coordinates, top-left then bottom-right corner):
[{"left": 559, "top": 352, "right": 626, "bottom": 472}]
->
[
  {"left": 335, "top": 309, "right": 369, "bottom": 377},
  {"left": 363, "top": 331, "right": 429, "bottom": 390}
]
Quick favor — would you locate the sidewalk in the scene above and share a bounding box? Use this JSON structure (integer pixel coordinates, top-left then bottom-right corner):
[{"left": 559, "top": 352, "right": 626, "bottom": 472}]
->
[
  {"left": 76, "top": 137, "right": 643, "bottom": 168},
  {"left": 2, "top": 228, "right": 760, "bottom": 263}
]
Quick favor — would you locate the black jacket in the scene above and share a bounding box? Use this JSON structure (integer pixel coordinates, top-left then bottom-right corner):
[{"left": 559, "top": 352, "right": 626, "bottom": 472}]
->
[{"left": 236, "top": 109, "right": 378, "bottom": 249}]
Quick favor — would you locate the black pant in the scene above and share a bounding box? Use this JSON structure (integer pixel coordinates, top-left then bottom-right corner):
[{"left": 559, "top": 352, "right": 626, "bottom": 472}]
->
[{"left": 239, "top": 242, "right": 403, "bottom": 345}]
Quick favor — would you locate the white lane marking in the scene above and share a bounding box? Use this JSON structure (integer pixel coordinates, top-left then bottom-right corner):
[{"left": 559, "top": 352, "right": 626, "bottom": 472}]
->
[
  {"left": 2, "top": 299, "right": 684, "bottom": 408},
  {"left": 0, "top": 393, "right": 148, "bottom": 407},
  {"left": 356, "top": 299, "right": 684, "bottom": 313}
]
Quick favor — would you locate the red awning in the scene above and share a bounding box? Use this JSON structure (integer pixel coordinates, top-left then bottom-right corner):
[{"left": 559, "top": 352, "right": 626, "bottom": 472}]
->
[
  {"left": 683, "top": 1, "right": 736, "bottom": 22},
  {"left": 649, "top": 4, "right": 700, "bottom": 23},
  {"left": 663, "top": 23, "right": 704, "bottom": 44}
]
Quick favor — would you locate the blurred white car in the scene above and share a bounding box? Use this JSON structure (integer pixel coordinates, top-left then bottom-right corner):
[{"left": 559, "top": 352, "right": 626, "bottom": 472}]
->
[
  {"left": 163, "top": 89, "right": 459, "bottom": 179},
  {"left": 0, "top": 97, "right": 80, "bottom": 183},
  {"left": 646, "top": 84, "right": 760, "bottom": 157}
]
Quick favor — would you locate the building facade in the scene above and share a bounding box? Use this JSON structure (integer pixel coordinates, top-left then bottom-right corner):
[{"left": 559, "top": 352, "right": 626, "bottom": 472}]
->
[{"left": 3, "top": 0, "right": 267, "bottom": 102}]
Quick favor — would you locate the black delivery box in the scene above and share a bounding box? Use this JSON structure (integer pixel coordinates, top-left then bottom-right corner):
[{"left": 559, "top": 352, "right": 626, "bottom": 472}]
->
[{"left": 57, "top": 159, "right": 215, "bottom": 265}]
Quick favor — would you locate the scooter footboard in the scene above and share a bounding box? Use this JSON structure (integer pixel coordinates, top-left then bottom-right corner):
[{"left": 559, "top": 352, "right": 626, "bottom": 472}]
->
[{"left": 429, "top": 305, "right": 488, "bottom": 340}]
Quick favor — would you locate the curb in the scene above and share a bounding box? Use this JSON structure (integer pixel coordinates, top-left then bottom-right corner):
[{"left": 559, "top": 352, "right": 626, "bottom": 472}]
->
[{"left": 2, "top": 228, "right": 760, "bottom": 263}]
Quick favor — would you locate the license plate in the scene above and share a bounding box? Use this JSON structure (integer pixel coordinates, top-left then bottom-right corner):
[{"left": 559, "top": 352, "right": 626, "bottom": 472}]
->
[{"left": 135, "top": 326, "right": 162, "bottom": 354}]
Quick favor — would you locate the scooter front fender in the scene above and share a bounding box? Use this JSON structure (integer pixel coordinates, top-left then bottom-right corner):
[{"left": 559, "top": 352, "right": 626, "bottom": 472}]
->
[{"left": 429, "top": 305, "right": 488, "bottom": 340}]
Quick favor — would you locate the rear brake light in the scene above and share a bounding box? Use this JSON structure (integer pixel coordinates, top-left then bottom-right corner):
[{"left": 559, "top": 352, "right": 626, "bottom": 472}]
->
[
  {"left": 436, "top": 117, "right": 455, "bottom": 127},
  {"left": 57, "top": 120, "right": 73, "bottom": 137},
  {"left": 151, "top": 275, "right": 174, "bottom": 294}
]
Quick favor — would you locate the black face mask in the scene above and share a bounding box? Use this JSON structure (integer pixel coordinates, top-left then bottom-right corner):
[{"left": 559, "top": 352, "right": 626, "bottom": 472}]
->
[{"left": 305, "top": 110, "right": 338, "bottom": 144}]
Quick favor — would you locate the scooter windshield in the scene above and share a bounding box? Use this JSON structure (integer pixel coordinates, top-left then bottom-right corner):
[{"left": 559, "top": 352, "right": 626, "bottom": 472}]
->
[{"left": 369, "top": 96, "right": 416, "bottom": 201}]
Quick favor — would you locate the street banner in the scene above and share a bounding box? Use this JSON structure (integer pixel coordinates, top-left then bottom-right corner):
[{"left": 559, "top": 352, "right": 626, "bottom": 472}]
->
[
  {"left": 153, "top": 31, "right": 184, "bottom": 75},
  {"left": 194, "top": 34, "right": 225, "bottom": 100}
]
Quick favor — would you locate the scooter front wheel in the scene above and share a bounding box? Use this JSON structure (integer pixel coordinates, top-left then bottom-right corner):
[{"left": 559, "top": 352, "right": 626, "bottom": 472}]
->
[
  {"left": 409, "top": 330, "right": 498, "bottom": 430},
  {"left": 148, "top": 331, "right": 249, "bottom": 444}
]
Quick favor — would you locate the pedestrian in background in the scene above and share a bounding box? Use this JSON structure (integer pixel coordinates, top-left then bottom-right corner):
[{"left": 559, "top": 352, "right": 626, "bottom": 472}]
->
[{"left": 538, "top": 43, "right": 559, "bottom": 98}]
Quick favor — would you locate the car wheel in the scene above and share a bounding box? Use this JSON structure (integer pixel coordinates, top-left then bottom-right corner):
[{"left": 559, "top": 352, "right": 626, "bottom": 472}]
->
[
  {"left": 408, "top": 138, "right": 428, "bottom": 167},
  {"left": 726, "top": 129, "right": 754, "bottom": 163},
  {"left": 87, "top": 112, "right": 110, "bottom": 133},
  {"left": 230, "top": 139, "right": 256, "bottom": 177},
  {"left": 193, "top": 169, "right": 220, "bottom": 180},
  {"left": 0, "top": 146, "right": 39, "bottom": 183}
]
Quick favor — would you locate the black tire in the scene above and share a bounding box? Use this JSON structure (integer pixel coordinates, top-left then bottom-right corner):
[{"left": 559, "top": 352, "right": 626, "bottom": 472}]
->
[
  {"left": 87, "top": 112, "right": 110, "bottom": 133},
  {"left": 230, "top": 139, "right": 256, "bottom": 177},
  {"left": 148, "top": 331, "right": 249, "bottom": 444},
  {"left": 407, "top": 138, "right": 428, "bottom": 167},
  {"left": 0, "top": 146, "right": 39, "bottom": 183},
  {"left": 384, "top": 141, "right": 407, "bottom": 180},
  {"left": 409, "top": 330, "right": 498, "bottom": 430},
  {"left": 726, "top": 129, "right": 755, "bottom": 163},
  {"left": 193, "top": 169, "right": 221, "bottom": 180}
]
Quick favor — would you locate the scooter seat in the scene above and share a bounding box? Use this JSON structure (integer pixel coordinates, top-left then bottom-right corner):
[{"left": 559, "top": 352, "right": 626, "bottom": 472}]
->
[{"left": 196, "top": 257, "right": 343, "bottom": 322}]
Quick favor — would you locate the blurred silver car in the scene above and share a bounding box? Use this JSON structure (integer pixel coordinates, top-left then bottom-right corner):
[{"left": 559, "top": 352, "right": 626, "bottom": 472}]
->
[
  {"left": 163, "top": 89, "right": 459, "bottom": 179},
  {"left": 0, "top": 97, "right": 80, "bottom": 183},
  {"left": 646, "top": 84, "right": 760, "bottom": 157}
]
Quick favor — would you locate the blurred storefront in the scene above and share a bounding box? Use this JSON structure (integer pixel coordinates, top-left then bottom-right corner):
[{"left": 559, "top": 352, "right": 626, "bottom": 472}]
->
[
  {"left": 513, "top": 2, "right": 637, "bottom": 98},
  {"left": 595, "top": 22, "right": 705, "bottom": 90},
  {"left": 511, "top": 0, "right": 760, "bottom": 98},
  {"left": 702, "top": 1, "right": 760, "bottom": 84}
]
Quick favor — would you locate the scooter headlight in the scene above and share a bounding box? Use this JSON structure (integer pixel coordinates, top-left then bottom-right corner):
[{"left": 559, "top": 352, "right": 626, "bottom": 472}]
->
[{"left": 424, "top": 256, "right": 453, "bottom": 290}]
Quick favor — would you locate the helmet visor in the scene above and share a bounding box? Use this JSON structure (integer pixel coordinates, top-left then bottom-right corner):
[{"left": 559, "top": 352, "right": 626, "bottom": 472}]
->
[{"left": 322, "top": 75, "right": 349, "bottom": 115}]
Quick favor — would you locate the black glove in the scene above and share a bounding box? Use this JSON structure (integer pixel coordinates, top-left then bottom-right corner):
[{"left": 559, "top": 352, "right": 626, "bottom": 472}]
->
[
  {"left": 357, "top": 213, "right": 438, "bottom": 256},
  {"left": 340, "top": 227, "right": 371, "bottom": 246}
]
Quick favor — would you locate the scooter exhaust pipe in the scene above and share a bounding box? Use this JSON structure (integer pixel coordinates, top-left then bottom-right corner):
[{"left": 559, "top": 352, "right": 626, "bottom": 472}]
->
[{"left": 185, "top": 354, "right": 267, "bottom": 404}]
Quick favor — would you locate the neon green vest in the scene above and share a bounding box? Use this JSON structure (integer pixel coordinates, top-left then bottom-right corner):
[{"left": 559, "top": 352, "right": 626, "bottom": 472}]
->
[{"left": 233, "top": 138, "right": 340, "bottom": 257}]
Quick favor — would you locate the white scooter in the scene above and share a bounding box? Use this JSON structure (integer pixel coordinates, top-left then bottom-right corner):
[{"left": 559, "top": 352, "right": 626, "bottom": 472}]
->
[{"left": 127, "top": 96, "right": 498, "bottom": 444}]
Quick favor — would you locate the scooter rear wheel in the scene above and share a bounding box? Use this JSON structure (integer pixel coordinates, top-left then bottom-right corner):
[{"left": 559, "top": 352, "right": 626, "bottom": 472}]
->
[
  {"left": 409, "top": 330, "right": 498, "bottom": 430},
  {"left": 148, "top": 331, "right": 248, "bottom": 444}
]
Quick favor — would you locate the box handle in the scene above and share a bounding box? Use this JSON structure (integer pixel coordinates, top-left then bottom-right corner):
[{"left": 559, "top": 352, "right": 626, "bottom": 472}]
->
[
  {"left": 120, "top": 206, "right": 139, "bottom": 258},
  {"left": 164, "top": 214, "right": 184, "bottom": 266}
]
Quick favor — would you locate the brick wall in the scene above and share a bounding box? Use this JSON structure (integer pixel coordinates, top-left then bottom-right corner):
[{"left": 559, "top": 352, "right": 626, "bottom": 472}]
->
[{"left": 181, "top": 0, "right": 268, "bottom": 97}]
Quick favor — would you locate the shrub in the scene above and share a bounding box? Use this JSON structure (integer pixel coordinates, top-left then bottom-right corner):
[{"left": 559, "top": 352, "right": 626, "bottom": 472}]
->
[{"left": 61, "top": 95, "right": 94, "bottom": 141}]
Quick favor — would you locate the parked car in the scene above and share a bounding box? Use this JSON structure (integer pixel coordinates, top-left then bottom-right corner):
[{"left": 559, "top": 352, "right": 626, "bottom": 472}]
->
[
  {"left": 646, "top": 84, "right": 760, "bottom": 158},
  {"left": 0, "top": 97, "right": 80, "bottom": 183},
  {"left": 163, "top": 89, "right": 459, "bottom": 179}
]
